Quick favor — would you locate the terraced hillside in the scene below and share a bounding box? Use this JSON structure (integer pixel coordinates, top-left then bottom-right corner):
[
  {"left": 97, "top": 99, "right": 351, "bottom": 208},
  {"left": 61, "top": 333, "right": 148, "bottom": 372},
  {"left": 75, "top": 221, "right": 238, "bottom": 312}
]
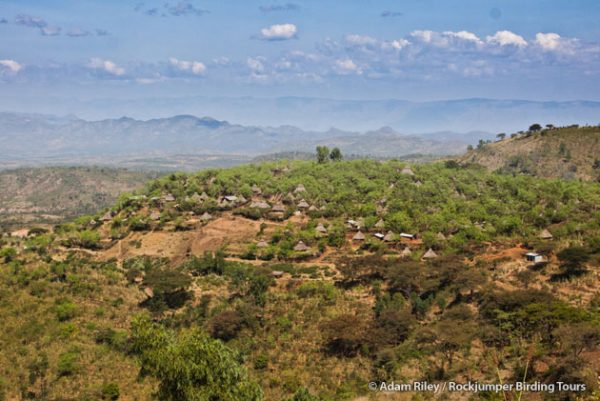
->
[{"left": 1, "top": 160, "right": 599, "bottom": 401}]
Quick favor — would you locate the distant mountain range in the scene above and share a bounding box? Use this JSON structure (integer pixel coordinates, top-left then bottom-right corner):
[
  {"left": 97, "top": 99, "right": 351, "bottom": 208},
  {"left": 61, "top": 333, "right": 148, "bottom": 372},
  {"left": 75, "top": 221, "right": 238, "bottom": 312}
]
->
[
  {"left": 5, "top": 96, "right": 599, "bottom": 133},
  {"left": 0, "top": 112, "right": 488, "bottom": 169}
]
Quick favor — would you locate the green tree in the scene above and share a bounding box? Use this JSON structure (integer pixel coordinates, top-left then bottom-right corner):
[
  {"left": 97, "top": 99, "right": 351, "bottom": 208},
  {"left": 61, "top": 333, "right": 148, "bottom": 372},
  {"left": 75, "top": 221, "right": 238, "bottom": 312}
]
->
[
  {"left": 529, "top": 123, "right": 542, "bottom": 132},
  {"left": 131, "top": 316, "right": 263, "bottom": 401},
  {"left": 329, "top": 147, "right": 343, "bottom": 161},
  {"left": 316, "top": 146, "right": 330, "bottom": 164},
  {"left": 556, "top": 246, "right": 590, "bottom": 277}
]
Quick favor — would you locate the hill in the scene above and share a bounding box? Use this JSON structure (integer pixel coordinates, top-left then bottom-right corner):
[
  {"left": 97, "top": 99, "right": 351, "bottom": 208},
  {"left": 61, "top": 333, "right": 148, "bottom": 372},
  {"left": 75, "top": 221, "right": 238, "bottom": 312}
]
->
[
  {"left": 1, "top": 159, "right": 599, "bottom": 400},
  {"left": 0, "top": 167, "right": 159, "bottom": 231},
  {"left": 458, "top": 125, "right": 600, "bottom": 181},
  {"left": 0, "top": 112, "right": 474, "bottom": 170}
]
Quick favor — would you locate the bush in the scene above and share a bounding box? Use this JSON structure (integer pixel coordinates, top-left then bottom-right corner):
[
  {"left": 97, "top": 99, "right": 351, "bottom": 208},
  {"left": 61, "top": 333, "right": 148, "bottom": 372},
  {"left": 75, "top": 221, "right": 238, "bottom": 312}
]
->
[
  {"left": 55, "top": 299, "right": 78, "bottom": 321},
  {"left": 57, "top": 351, "right": 78, "bottom": 376},
  {"left": 101, "top": 382, "right": 120, "bottom": 400}
]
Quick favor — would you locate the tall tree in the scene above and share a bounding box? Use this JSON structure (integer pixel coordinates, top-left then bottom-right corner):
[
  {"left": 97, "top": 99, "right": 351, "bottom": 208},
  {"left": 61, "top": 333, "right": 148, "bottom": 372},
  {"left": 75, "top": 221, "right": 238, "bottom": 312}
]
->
[
  {"left": 316, "top": 146, "right": 330, "bottom": 164},
  {"left": 329, "top": 147, "right": 343, "bottom": 161},
  {"left": 131, "top": 316, "right": 263, "bottom": 401}
]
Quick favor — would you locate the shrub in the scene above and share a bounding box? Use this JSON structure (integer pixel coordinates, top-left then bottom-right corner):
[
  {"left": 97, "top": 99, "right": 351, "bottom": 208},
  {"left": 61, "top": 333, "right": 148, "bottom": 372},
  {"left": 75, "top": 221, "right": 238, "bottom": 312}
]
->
[
  {"left": 101, "top": 382, "right": 120, "bottom": 400},
  {"left": 57, "top": 351, "right": 78, "bottom": 376},
  {"left": 55, "top": 299, "right": 78, "bottom": 321}
]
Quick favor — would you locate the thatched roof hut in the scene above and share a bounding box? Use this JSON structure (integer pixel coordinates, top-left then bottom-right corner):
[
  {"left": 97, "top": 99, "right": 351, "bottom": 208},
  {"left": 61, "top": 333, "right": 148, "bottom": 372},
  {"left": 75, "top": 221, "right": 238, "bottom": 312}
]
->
[
  {"left": 375, "top": 219, "right": 385, "bottom": 229},
  {"left": 297, "top": 199, "right": 310, "bottom": 209},
  {"left": 383, "top": 231, "right": 395, "bottom": 242},
  {"left": 353, "top": 231, "right": 366, "bottom": 241},
  {"left": 149, "top": 211, "right": 161, "bottom": 221},
  {"left": 100, "top": 211, "right": 113, "bottom": 222},
  {"left": 257, "top": 240, "right": 269, "bottom": 248},
  {"left": 200, "top": 212, "right": 213, "bottom": 221},
  {"left": 401, "top": 167, "right": 415, "bottom": 176},
  {"left": 294, "top": 241, "right": 309, "bottom": 251},
  {"left": 250, "top": 201, "right": 271, "bottom": 209},
  {"left": 164, "top": 193, "right": 176, "bottom": 202},
  {"left": 316, "top": 223, "right": 328, "bottom": 233},
  {"left": 422, "top": 248, "right": 438, "bottom": 260},
  {"left": 272, "top": 203, "right": 286, "bottom": 213},
  {"left": 251, "top": 184, "right": 262, "bottom": 195},
  {"left": 401, "top": 247, "right": 412, "bottom": 257},
  {"left": 294, "top": 184, "right": 306, "bottom": 193},
  {"left": 539, "top": 229, "right": 553, "bottom": 239}
]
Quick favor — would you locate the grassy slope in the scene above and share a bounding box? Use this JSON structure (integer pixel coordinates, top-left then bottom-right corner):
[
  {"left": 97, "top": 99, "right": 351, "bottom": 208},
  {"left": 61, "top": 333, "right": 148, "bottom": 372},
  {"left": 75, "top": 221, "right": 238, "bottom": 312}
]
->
[
  {"left": 0, "top": 167, "right": 159, "bottom": 231},
  {"left": 459, "top": 126, "right": 600, "bottom": 181}
]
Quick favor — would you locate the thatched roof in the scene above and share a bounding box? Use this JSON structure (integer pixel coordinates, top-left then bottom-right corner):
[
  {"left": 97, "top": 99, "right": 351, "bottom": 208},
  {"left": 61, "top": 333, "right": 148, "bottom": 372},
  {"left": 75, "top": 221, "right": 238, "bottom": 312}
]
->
[
  {"left": 539, "top": 229, "right": 553, "bottom": 239},
  {"left": 401, "top": 247, "right": 412, "bottom": 257},
  {"left": 297, "top": 199, "right": 310, "bottom": 209},
  {"left": 375, "top": 219, "right": 385, "bottom": 229},
  {"left": 251, "top": 184, "right": 262, "bottom": 194},
  {"left": 199, "top": 192, "right": 210, "bottom": 201},
  {"left": 353, "top": 231, "right": 366, "bottom": 241},
  {"left": 316, "top": 223, "right": 328, "bottom": 233},
  {"left": 150, "top": 211, "right": 161, "bottom": 221},
  {"left": 414, "top": 180, "right": 423, "bottom": 187},
  {"left": 100, "top": 211, "right": 113, "bottom": 222},
  {"left": 224, "top": 195, "right": 238, "bottom": 202},
  {"left": 190, "top": 192, "right": 203, "bottom": 203},
  {"left": 272, "top": 203, "right": 286, "bottom": 212},
  {"left": 200, "top": 212, "right": 213, "bottom": 221},
  {"left": 308, "top": 205, "right": 318, "bottom": 211},
  {"left": 401, "top": 167, "right": 415, "bottom": 176},
  {"left": 437, "top": 232, "right": 446, "bottom": 240},
  {"left": 422, "top": 248, "right": 438, "bottom": 259},
  {"left": 294, "top": 184, "right": 306, "bottom": 193},
  {"left": 250, "top": 201, "right": 271, "bottom": 209},
  {"left": 164, "top": 193, "right": 176, "bottom": 202},
  {"left": 257, "top": 240, "right": 269, "bottom": 248},
  {"left": 383, "top": 231, "right": 395, "bottom": 242},
  {"left": 294, "top": 241, "right": 309, "bottom": 251}
]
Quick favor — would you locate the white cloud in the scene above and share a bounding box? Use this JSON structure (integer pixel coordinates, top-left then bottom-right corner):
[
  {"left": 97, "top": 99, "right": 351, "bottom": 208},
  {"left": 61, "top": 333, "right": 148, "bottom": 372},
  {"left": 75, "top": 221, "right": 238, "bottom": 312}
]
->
[
  {"left": 334, "top": 58, "right": 361, "bottom": 75},
  {"left": 486, "top": 31, "right": 527, "bottom": 47},
  {"left": 534, "top": 32, "right": 577, "bottom": 53},
  {"left": 389, "top": 39, "right": 411, "bottom": 50},
  {"left": 88, "top": 58, "right": 125, "bottom": 76},
  {"left": 169, "top": 57, "right": 206, "bottom": 75},
  {"left": 443, "top": 31, "right": 482, "bottom": 44},
  {"left": 345, "top": 34, "right": 377, "bottom": 46},
  {"left": 40, "top": 26, "right": 61, "bottom": 36},
  {"left": 411, "top": 30, "right": 436, "bottom": 44},
  {"left": 258, "top": 23, "right": 297, "bottom": 41},
  {"left": 0, "top": 59, "right": 22, "bottom": 73},
  {"left": 247, "top": 57, "right": 265, "bottom": 72}
]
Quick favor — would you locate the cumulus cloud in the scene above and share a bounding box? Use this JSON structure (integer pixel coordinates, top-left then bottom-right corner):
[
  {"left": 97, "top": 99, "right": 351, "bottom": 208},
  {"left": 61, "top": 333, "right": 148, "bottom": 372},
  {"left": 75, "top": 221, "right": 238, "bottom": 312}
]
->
[
  {"left": 169, "top": 57, "right": 206, "bottom": 75},
  {"left": 345, "top": 34, "right": 378, "bottom": 46},
  {"left": 410, "top": 30, "right": 482, "bottom": 48},
  {"left": 257, "top": 23, "right": 297, "bottom": 41},
  {"left": 259, "top": 3, "right": 299, "bottom": 13},
  {"left": 0, "top": 59, "right": 22, "bottom": 73},
  {"left": 88, "top": 58, "right": 125, "bottom": 76},
  {"left": 443, "top": 30, "right": 482, "bottom": 45},
  {"left": 388, "top": 39, "right": 411, "bottom": 50},
  {"left": 486, "top": 30, "right": 527, "bottom": 47},
  {"left": 334, "top": 58, "right": 361, "bottom": 75},
  {"left": 534, "top": 32, "right": 578, "bottom": 54}
]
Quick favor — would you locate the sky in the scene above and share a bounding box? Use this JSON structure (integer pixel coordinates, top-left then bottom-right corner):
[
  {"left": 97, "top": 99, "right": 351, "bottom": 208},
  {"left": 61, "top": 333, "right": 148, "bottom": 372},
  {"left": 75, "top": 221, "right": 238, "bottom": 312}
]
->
[{"left": 0, "top": 0, "right": 599, "bottom": 118}]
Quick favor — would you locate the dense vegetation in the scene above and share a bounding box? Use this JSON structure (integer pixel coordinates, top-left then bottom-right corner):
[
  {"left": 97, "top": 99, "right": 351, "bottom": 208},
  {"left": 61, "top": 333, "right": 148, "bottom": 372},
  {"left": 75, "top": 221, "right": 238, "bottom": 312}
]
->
[{"left": 0, "top": 158, "right": 599, "bottom": 400}]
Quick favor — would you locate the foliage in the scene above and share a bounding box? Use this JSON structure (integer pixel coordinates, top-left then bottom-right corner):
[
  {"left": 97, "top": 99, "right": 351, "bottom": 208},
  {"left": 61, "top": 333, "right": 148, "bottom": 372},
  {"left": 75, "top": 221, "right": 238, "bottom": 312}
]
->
[{"left": 130, "top": 315, "right": 263, "bottom": 401}]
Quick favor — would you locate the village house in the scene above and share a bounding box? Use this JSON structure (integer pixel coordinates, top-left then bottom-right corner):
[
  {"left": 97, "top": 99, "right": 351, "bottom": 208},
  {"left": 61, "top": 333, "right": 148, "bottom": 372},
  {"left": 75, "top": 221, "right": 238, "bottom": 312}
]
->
[
  {"left": 525, "top": 252, "right": 543, "bottom": 263},
  {"left": 294, "top": 241, "right": 309, "bottom": 252}
]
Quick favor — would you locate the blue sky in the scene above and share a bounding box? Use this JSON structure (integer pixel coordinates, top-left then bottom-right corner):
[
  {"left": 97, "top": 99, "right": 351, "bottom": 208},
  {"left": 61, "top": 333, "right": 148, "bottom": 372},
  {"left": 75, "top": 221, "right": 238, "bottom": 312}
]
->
[{"left": 0, "top": 0, "right": 599, "bottom": 116}]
